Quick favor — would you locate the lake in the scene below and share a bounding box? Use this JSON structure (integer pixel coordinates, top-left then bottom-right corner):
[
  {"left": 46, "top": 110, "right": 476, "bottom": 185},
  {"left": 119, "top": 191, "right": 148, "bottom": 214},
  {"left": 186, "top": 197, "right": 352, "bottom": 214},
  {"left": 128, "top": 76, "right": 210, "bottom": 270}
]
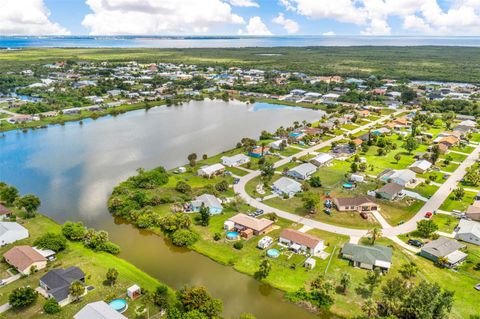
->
[{"left": 0, "top": 100, "right": 326, "bottom": 319}]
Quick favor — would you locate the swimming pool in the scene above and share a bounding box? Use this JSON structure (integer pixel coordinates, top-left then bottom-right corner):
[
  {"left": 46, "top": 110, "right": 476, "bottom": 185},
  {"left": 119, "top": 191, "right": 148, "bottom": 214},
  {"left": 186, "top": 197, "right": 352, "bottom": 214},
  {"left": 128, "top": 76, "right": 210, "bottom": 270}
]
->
[
  {"left": 267, "top": 248, "right": 280, "bottom": 258},
  {"left": 226, "top": 231, "right": 239, "bottom": 240},
  {"left": 109, "top": 299, "right": 128, "bottom": 313},
  {"left": 343, "top": 183, "right": 354, "bottom": 189}
]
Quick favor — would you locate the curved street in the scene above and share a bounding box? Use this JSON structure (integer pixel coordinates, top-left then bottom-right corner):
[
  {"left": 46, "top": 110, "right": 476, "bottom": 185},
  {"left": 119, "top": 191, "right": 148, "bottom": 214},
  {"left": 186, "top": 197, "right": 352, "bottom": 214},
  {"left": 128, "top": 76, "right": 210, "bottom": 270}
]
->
[{"left": 234, "top": 109, "right": 480, "bottom": 240}]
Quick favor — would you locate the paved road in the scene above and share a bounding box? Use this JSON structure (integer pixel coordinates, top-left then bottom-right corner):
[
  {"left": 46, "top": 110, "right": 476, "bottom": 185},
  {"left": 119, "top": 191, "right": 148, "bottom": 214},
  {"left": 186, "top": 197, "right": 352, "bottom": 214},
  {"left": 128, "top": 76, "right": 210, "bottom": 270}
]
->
[
  {"left": 234, "top": 111, "right": 403, "bottom": 238},
  {"left": 235, "top": 109, "right": 480, "bottom": 239}
]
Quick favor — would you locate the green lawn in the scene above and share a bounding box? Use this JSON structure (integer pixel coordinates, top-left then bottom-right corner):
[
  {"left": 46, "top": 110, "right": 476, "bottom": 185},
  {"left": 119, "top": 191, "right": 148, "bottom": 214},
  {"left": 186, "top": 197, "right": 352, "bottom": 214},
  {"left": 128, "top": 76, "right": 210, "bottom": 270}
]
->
[
  {"left": 378, "top": 198, "right": 423, "bottom": 226},
  {"left": 436, "top": 160, "right": 459, "bottom": 173},
  {"left": 431, "top": 213, "right": 459, "bottom": 233},
  {"left": 0, "top": 215, "right": 166, "bottom": 319},
  {"left": 439, "top": 189, "right": 477, "bottom": 212},
  {"left": 450, "top": 145, "right": 475, "bottom": 154},
  {"left": 410, "top": 183, "right": 439, "bottom": 198},
  {"left": 442, "top": 152, "right": 468, "bottom": 162}
]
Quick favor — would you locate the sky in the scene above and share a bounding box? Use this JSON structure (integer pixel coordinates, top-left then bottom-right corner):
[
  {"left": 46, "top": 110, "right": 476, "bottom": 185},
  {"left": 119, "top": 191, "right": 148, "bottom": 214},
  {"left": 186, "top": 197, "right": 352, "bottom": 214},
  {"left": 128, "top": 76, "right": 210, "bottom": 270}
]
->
[{"left": 1, "top": 0, "right": 480, "bottom": 36}]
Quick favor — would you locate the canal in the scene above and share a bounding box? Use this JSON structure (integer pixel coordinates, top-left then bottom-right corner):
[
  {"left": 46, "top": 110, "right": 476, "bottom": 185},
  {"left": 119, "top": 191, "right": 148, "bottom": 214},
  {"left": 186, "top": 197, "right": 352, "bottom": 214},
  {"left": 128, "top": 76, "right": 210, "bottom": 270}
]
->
[{"left": 0, "top": 100, "right": 327, "bottom": 318}]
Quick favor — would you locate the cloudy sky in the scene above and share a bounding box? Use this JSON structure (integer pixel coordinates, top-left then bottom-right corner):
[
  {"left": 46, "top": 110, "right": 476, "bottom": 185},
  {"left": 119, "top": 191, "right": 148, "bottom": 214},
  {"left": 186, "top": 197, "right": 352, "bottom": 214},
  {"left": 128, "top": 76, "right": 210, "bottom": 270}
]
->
[{"left": 1, "top": 0, "right": 480, "bottom": 36}]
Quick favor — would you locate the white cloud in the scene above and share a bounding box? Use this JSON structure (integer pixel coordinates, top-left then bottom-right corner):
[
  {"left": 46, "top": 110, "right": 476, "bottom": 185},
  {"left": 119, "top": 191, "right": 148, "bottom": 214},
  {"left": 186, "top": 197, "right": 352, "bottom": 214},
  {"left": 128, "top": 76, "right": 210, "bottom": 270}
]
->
[
  {"left": 238, "top": 16, "right": 272, "bottom": 35},
  {"left": 229, "top": 0, "right": 259, "bottom": 7},
  {"left": 273, "top": 13, "right": 299, "bottom": 34},
  {"left": 82, "top": 0, "right": 245, "bottom": 35},
  {"left": 280, "top": 0, "right": 480, "bottom": 35},
  {"left": 0, "top": 0, "right": 70, "bottom": 35},
  {"left": 322, "top": 31, "right": 335, "bottom": 36}
]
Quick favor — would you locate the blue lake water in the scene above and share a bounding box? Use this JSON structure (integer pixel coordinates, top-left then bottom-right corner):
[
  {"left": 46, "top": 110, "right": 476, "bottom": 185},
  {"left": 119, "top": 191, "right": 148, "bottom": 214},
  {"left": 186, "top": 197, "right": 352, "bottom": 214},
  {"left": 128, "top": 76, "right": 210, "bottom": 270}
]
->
[
  {"left": 0, "top": 100, "right": 324, "bottom": 319},
  {"left": 1, "top": 35, "right": 480, "bottom": 48}
]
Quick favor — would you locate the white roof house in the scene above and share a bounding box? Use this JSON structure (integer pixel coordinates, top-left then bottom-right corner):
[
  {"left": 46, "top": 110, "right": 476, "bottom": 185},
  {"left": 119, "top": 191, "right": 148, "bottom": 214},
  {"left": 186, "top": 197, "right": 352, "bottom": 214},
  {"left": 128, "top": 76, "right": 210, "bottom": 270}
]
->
[
  {"left": 269, "top": 140, "right": 286, "bottom": 150},
  {"left": 455, "top": 219, "right": 480, "bottom": 246},
  {"left": 221, "top": 154, "right": 250, "bottom": 167},
  {"left": 409, "top": 159, "right": 432, "bottom": 174},
  {"left": 287, "top": 163, "right": 317, "bottom": 180},
  {"left": 272, "top": 177, "right": 302, "bottom": 197},
  {"left": 379, "top": 169, "right": 416, "bottom": 186},
  {"left": 459, "top": 120, "right": 477, "bottom": 128},
  {"left": 190, "top": 194, "right": 223, "bottom": 215},
  {"left": 74, "top": 301, "right": 127, "bottom": 319},
  {"left": 197, "top": 163, "right": 225, "bottom": 177},
  {"left": 0, "top": 222, "right": 29, "bottom": 246},
  {"left": 311, "top": 153, "right": 334, "bottom": 166}
]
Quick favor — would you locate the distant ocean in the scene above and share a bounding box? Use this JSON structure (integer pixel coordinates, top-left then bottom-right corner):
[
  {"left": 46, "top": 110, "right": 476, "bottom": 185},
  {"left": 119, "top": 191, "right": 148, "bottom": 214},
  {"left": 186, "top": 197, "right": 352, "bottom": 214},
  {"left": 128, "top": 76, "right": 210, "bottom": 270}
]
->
[{"left": 1, "top": 35, "right": 480, "bottom": 48}]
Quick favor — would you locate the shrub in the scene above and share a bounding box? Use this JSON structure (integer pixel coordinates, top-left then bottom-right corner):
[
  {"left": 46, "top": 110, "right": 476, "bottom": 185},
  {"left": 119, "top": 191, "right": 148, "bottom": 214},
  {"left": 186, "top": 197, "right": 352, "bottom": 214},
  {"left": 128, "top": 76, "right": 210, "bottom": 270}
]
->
[
  {"left": 175, "top": 181, "right": 192, "bottom": 194},
  {"left": 215, "top": 180, "right": 229, "bottom": 192},
  {"left": 34, "top": 232, "right": 67, "bottom": 252},
  {"left": 233, "top": 242, "right": 244, "bottom": 250},
  {"left": 43, "top": 298, "right": 61, "bottom": 314},
  {"left": 9, "top": 287, "right": 38, "bottom": 309},
  {"left": 213, "top": 233, "right": 222, "bottom": 241},
  {"left": 62, "top": 221, "right": 86, "bottom": 241},
  {"left": 171, "top": 229, "right": 199, "bottom": 247}
]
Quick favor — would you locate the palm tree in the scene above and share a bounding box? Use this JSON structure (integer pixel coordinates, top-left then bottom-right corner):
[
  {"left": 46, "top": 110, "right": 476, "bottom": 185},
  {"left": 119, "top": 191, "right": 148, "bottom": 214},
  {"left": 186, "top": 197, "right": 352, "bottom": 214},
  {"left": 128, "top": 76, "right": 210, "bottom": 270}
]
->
[{"left": 368, "top": 227, "right": 382, "bottom": 245}]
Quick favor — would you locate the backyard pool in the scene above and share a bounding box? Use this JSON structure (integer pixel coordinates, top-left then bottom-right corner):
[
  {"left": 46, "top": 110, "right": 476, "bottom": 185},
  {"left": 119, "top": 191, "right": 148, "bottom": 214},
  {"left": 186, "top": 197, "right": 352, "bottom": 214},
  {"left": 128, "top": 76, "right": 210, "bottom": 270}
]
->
[
  {"left": 267, "top": 248, "right": 280, "bottom": 258},
  {"left": 343, "top": 183, "right": 354, "bottom": 189},
  {"left": 226, "top": 231, "right": 239, "bottom": 240},
  {"left": 109, "top": 299, "right": 128, "bottom": 313}
]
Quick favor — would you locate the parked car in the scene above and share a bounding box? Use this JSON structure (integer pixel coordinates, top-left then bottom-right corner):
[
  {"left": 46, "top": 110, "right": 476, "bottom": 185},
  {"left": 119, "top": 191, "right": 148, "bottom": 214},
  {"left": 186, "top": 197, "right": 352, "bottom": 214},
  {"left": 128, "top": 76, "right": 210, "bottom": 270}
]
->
[
  {"left": 233, "top": 178, "right": 240, "bottom": 184},
  {"left": 475, "top": 283, "right": 480, "bottom": 291},
  {"left": 0, "top": 280, "right": 6, "bottom": 286},
  {"left": 360, "top": 212, "right": 368, "bottom": 219},
  {"left": 408, "top": 239, "right": 424, "bottom": 247},
  {"left": 424, "top": 211, "right": 433, "bottom": 218}
]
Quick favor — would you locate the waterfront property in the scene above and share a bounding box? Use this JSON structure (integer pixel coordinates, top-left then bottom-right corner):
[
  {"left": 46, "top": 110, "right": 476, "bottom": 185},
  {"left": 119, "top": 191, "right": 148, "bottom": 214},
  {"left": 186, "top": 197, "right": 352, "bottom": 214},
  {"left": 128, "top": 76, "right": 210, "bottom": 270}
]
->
[
  {"left": 341, "top": 243, "right": 393, "bottom": 271},
  {"left": 248, "top": 146, "right": 271, "bottom": 158},
  {"left": 224, "top": 213, "right": 274, "bottom": 239},
  {"left": 197, "top": 163, "right": 225, "bottom": 178},
  {"left": 420, "top": 237, "right": 467, "bottom": 268},
  {"left": 3, "top": 245, "right": 47, "bottom": 275},
  {"left": 40, "top": 267, "right": 86, "bottom": 304},
  {"left": 0, "top": 222, "right": 29, "bottom": 246},
  {"left": 190, "top": 194, "right": 223, "bottom": 215},
  {"left": 74, "top": 301, "right": 128, "bottom": 319},
  {"left": 279, "top": 229, "right": 324, "bottom": 256},
  {"left": 221, "top": 154, "right": 250, "bottom": 167}
]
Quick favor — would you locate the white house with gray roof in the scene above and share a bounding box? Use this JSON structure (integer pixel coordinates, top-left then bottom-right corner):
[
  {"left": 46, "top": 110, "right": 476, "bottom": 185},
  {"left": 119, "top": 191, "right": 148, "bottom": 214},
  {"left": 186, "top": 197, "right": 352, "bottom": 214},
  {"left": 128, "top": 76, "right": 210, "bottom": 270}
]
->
[
  {"left": 420, "top": 237, "right": 467, "bottom": 268},
  {"left": 272, "top": 177, "right": 302, "bottom": 197},
  {"left": 190, "top": 194, "right": 223, "bottom": 215},
  {"left": 378, "top": 169, "right": 416, "bottom": 186},
  {"left": 341, "top": 243, "right": 392, "bottom": 271},
  {"left": 287, "top": 163, "right": 317, "bottom": 180},
  {"left": 455, "top": 219, "right": 480, "bottom": 246},
  {"left": 221, "top": 154, "right": 250, "bottom": 167},
  {"left": 310, "top": 153, "right": 334, "bottom": 166}
]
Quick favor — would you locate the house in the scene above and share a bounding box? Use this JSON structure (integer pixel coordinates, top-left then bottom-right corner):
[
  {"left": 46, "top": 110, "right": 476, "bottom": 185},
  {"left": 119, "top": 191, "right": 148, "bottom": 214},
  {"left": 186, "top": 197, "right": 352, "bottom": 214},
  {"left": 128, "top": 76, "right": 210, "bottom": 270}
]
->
[
  {"left": 409, "top": 159, "right": 432, "bottom": 174},
  {"left": 279, "top": 229, "right": 324, "bottom": 256},
  {"left": 304, "top": 257, "right": 316, "bottom": 269},
  {"left": 248, "top": 146, "right": 270, "bottom": 158},
  {"left": 378, "top": 169, "right": 416, "bottom": 186},
  {"left": 455, "top": 219, "right": 480, "bottom": 246},
  {"left": 350, "top": 174, "right": 365, "bottom": 183},
  {"left": 437, "top": 135, "right": 460, "bottom": 148},
  {"left": 190, "top": 194, "right": 223, "bottom": 215},
  {"left": 287, "top": 163, "right": 317, "bottom": 180},
  {"left": 466, "top": 203, "right": 480, "bottom": 221},
  {"left": 74, "top": 301, "right": 127, "bottom": 319},
  {"left": 197, "top": 163, "right": 225, "bottom": 178},
  {"left": 332, "top": 144, "right": 356, "bottom": 157},
  {"left": 310, "top": 153, "right": 334, "bottom": 166},
  {"left": 0, "top": 204, "right": 12, "bottom": 219},
  {"left": 3, "top": 246, "right": 47, "bottom": 275},
  {"left": 272, "top": 177, "right": 302, "bottom": 197},
  {"left": 341, "top": 243, "right": 393, "bottom": 271},
  {"left": 224, "top": 213, "right": 274, "bottom": 239},
  {"left": 420, "top": 237, "right": 467, "bottom": 268},
  {"left": 333, "top": 196, "right": 378, "bottom": 212},
  {"left": 257, "top": 236, "right": 273, "bottom": 249},
  {"left": 40, "top": 267, "right": 86, "bottom": 304},
  {"left": 376, "top": 183, "right": 404, "bottom": 200},
  {"left": 269, "top": 140, "right": 287, "bottom": 150},
  {"left": 0, "top": 222, "right": 29, "bottom": 246},
  {"left": 221, "top": 154, "right": 250, "bottom": 167}
]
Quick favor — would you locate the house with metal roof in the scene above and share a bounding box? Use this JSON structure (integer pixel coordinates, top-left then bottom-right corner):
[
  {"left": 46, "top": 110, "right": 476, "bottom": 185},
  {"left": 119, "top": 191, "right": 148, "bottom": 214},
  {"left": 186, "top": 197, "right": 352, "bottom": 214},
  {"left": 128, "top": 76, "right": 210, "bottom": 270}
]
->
[
  {"left": 341, "top": 243, "right": 393, "bottom": 271},
  {"left": 287, "top": 163, "right": 317, "bottom": 180},
  {"left": 74, "top": 301, "right": 127, "bottom": 319},
  {"left": 0, "top": 222, "right": 29, "bottom": 246},
  {"left": 197, "top": 163, "right": 225, "bottom": 178},
  {"left": 455, "top": 219, "right": 480, "bottom": 246},
  {"left": 221, "top": 154, "right": 250, "bottom": 167},
  {"left": 409, "top": 159, "right": 432, "bottom": 174},
  {"left": 420, "top": 237, "right": 467, "bottom": 268},
  {"left": 272, "top": 177, "right": 302, "bottom": 197},
  {"left": 190, "top": 194, "right": 223, "bottom": 215},
  {"left": 378, "top": 169, "right": 416, "bottom": 186},
  {"left": 310, "top": 153, "right": 334, "bottom": 166}
]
